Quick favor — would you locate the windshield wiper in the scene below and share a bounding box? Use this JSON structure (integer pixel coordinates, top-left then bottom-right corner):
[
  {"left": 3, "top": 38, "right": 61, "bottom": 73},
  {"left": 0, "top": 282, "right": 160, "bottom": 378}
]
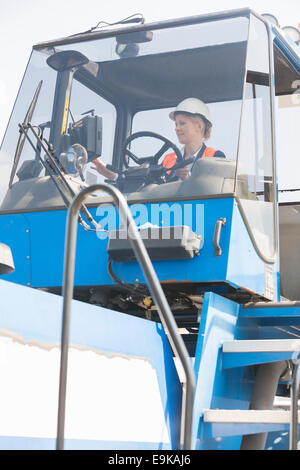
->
[
  {"left": 9, "top": 80, "right": 100, "bottom": 231},
  {"left": 9, "top": 80, "right": 43, "bottom": 189}
]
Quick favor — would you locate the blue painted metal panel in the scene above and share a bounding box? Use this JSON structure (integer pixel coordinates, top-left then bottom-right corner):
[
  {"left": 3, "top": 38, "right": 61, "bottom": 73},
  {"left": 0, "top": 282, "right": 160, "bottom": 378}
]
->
[
  {"left": 0, "top": 213, "right": 31, "bottom": 285},
  {"left": 0, "top": 279, "right": 181, "bottom": 450},
  {"left": 239, "top": 305, "right": 300, "bottom": 325},
  {"left": 226, "top": 201, "right": 271, "bottom": 299},
  {"left": 0, "top": 197, "right": 275, "bottom": 298},
  {"left": 266, "top": 431, "right": 290, "bottom": 450},
  {"left": 222, "top": 351, "right": 297, "bottom": 369},
  {"left": 107, "top": 198, "right": 232, "bottom": 286},
  {"left": 236, "top": 305, "right": 300, "bottom": 350},
  {"left": 192, "top": 293, "right": 249, "bottom": 450},
  {"left": 26, "top": 209, "right": 114, "bottom": 288},
  {"left": 238, "top": 306, "right": 300, "bottom": 343}
]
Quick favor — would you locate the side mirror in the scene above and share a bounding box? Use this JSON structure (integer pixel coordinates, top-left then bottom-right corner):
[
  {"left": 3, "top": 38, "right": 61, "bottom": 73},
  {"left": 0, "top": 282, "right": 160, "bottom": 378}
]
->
[
  {"left": 59, "top": 144, "right": 88, "bottom": 180},
  {"left": 46, "top": 50, "right": 89, "bottom": 72}
]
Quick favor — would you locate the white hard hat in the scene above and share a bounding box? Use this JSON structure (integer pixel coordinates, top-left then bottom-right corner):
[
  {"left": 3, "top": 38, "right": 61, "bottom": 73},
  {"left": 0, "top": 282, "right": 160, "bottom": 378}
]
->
[{"left": 169, "top": 97, "right": 211, "bottom": 123}]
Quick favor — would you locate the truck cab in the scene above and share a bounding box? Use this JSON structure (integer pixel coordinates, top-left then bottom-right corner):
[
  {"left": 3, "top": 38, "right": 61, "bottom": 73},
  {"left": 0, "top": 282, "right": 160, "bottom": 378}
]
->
[{"left": 0, "top": 8, "right": 299, "bottom": 324}]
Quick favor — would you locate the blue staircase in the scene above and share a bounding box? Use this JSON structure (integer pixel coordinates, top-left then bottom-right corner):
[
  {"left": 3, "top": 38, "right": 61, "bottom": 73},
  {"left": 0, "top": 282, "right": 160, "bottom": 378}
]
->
[{"left": 191, "top": 293, "right": 300, "bottom": 450}]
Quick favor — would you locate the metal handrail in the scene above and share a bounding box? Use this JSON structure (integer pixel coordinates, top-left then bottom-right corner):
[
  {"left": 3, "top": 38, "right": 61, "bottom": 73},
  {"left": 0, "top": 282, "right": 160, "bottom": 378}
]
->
[
  {"left": 56, "top": 183, "right": 195, "bottom": 450},
  {"left": 290, "top": 355, "right": 300, "bottom": 450}
]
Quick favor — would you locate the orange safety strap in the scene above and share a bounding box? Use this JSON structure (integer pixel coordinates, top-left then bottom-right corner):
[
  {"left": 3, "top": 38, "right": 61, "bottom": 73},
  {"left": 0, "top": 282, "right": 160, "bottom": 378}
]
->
[{"left": 162, "top": 147, "right": 217, "bottom": 169}]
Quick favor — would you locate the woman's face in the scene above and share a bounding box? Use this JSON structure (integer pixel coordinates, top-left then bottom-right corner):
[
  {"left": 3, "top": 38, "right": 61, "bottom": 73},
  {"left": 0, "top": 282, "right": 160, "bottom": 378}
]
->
[{"left": 174, "top": 114, "right": 204, "bottom": 146}]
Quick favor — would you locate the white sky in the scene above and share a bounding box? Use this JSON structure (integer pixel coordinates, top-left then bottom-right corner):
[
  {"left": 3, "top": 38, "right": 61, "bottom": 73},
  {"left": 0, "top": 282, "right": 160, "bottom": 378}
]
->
[{"left": 0, "top": 0, "right": 299, "bottom": 143}]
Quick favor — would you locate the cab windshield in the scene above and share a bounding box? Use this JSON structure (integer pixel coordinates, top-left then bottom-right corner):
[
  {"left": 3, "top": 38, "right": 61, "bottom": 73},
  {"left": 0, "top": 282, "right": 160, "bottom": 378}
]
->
[{"left": 0, "top": 13, "right": 250, "bottom": 210}]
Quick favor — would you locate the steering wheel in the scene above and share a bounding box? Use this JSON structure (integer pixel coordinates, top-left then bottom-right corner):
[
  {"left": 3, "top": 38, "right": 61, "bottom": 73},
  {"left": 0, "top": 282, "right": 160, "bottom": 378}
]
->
[{"left": 123, "top": 131, "right": 183, "bottom": 182}]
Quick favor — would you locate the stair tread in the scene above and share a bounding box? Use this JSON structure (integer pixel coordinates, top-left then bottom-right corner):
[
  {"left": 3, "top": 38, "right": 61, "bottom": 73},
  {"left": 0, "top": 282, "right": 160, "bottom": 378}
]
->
[
  {"left": 204, "top": 409, "right": 300, "bottom": 423},
  {"left": 222, "top": 338, "right": 300, "bottom": 353},
  {"left": 274, "top": 396, "right": 300, "bottom": 409}
]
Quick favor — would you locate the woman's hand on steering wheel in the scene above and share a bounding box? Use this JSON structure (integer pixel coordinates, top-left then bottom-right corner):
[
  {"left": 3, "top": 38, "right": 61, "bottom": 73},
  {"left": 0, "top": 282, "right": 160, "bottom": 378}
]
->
[{"left": 123, "top": 131, "right": 184, "bottom": 183}]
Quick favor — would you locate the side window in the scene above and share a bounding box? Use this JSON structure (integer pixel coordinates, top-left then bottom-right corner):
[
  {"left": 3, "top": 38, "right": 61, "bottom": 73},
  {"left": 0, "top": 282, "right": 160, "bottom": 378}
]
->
[
  {"left": 276, "top": 79, "right": 300, "bottom": 202},
  {"left": 235, "top": 15, "right": 276, "bottom": 262},
  {"left": 130, "top": 108, "right": 175, "bottom": 165},
  {"left": 131, "top": 101, "right": 241, "bottom": 165}
]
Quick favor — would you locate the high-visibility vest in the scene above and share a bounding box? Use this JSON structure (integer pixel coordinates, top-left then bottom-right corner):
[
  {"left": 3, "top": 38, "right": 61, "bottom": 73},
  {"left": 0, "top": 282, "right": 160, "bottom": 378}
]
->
[{"left": 162, "top": 146, "right": 218, "bottom": 170}]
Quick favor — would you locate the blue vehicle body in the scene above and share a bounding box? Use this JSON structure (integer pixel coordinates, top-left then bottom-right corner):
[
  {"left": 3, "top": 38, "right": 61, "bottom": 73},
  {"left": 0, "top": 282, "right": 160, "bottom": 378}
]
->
[
  {"left": 0, "top": 8, "right": 299, "bottom": 450},
  {"left": 0, "top": 198, "right": 274, "bottom": 299}
]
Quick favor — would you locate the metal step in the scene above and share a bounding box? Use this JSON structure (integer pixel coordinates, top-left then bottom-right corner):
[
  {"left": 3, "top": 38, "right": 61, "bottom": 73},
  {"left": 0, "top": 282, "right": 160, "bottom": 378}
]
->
[
  {"left": 223, "top": 339, "right": 300, "bottom": 353},
  {"left": 202, "top": 409, "right": 300, "bottom": 438},
  {"left": 274, "top": 396, "right": 300, "bottom": 410},
  {"left": 222, "top": 339, "right": 300, "bottom": 368},
  {"left": 204, "top": 409, "right": 298, "bottom": 423}
]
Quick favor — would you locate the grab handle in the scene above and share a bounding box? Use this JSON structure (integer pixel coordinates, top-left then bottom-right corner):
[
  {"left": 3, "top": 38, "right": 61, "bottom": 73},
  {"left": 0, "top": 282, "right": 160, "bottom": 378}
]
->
[{"left": 213, "top": 218, "right": 226, "bottom": 256}]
